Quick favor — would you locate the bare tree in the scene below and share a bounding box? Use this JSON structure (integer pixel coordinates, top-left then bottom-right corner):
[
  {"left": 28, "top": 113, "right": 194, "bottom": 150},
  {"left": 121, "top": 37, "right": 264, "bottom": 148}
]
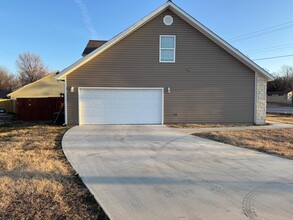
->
[
  {"left": 267, "top": 65, "right": 293, "bottom": 92},
  {"left": 16, "top": 52, "right": 49, "bottom": 86},
  {"left": 280, "top": 65, "right": 293, "bottom": 78},
  {"left": 280, "top": 65, "right": 293, "bottom": 90},
  {"left": 0, "top": 66, "right": 19, "bottom": 91}
]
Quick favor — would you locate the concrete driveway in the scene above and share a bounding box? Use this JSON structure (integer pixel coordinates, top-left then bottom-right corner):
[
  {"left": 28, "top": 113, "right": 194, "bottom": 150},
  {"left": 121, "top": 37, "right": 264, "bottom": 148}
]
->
[{"left": 62, "top": 125, "right": 293, "bottom": 220}]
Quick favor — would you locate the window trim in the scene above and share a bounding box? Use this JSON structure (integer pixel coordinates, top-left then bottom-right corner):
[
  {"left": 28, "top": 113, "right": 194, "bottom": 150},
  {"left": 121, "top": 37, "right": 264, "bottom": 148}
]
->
[{"left": 159, "top": 35, "right": 176, "bottom": 63}]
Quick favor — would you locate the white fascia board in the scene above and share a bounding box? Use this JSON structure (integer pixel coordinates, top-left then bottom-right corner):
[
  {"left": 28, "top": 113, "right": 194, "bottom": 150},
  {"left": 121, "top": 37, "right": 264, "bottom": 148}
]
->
[
  {"left": 169, "top": 3, "right": 274, "bottom": 81},
  {"left": 55, "top": 2, "right": 171, "bottom": 80},
  {"left": 56, "top": 1, "right": 274, "bottom": 81}
]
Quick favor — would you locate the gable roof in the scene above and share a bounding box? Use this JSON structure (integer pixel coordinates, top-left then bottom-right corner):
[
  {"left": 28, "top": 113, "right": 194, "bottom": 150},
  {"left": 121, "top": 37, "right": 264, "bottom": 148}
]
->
[
  {"left": 82, "top": 40, "right": 108, "bottom": 56},
  {"left": 7, "top": 72, "right": 63, "bottom": 98},
  {"left": 55, "top": 1, "right": 274, "bottom": 81}
]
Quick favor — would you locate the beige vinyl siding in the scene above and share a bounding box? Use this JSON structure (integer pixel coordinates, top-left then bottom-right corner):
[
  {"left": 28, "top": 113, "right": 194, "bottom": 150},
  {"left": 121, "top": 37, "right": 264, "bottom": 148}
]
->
[{"left": 67, "top": 9, "right": 255, "bottom": 125}]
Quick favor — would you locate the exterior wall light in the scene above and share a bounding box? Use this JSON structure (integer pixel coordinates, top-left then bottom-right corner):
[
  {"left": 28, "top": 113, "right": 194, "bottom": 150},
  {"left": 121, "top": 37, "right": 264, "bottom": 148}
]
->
[
  {"left": 167, "top": 87, "right": 171, "bottom": 93},
  {"left": 70, "top": 87, "right": 75, "bottom": 92}
]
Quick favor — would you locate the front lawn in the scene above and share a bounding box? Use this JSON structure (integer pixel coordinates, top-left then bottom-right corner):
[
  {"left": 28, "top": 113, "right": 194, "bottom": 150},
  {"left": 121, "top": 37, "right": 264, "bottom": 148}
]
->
[
  {"left": 0, "top": 122, "right": 108, "bottom": 219},
  {"left": 168, "top": 123, "right": 253, "bottom": 128},
  {"left": 267, "top": 114, "right": 293, "bottom": 124},
  {"left": 195, "top": 128, "right": 293, "bottom": 159}
]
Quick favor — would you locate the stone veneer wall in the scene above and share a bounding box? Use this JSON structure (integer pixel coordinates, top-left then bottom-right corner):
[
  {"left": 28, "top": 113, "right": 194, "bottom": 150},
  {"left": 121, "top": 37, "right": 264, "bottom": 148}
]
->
[{"left": 255, "top": 72, "right": 267, "bottom": 124}]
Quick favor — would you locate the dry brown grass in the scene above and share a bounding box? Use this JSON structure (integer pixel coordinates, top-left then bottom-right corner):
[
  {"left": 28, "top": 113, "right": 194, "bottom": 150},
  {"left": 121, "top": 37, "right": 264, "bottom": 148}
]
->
[
  {"left": 168, "top": 123, "right": 253, "bottom": 128},
  {"left": 195, "top": 128, "right": 293, "bottom": 159},
  {"left": 0, "top": 122, "right": 109, "bottom": 220},
  {"left": 267, "top": 114, "right": 293, "bottom": 125}
]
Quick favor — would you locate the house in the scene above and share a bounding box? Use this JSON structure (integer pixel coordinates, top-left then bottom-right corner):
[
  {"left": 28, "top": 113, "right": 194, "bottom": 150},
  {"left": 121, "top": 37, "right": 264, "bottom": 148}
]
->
[
  {"left": 0, "top": 90, "right": 10, "bottom": 99},
  {"left": 55, "top": 1, "right": 274, "bottom": 125},
  {"left": 267, "top": 90, "right": 292, "bottom": 105},
  {"left": 6, "top": 72, "right": 64, "bottom": 120},
  {"left": 8, "top": 72, "right": 64, "bottom": 100},
  {"left": 0, "top": 90, "right": 13, "bottom": 113}
]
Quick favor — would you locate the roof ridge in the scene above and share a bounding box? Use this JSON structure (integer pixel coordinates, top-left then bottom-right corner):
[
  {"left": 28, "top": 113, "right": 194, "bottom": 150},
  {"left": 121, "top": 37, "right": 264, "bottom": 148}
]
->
[{"left": 56, "top": 1, "right": 274, "bottom": 81}]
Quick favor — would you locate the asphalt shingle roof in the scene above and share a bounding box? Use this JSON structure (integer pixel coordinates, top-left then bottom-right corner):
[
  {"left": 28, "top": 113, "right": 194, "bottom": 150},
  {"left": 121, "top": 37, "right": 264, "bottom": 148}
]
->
[{"left": 82, "top": 40, "right": 108, "bottom": 56}]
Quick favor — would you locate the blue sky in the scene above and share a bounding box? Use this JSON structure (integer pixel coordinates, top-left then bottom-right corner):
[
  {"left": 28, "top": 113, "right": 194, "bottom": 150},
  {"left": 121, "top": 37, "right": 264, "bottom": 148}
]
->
[{"left": 0, "top": 0, "right": 293, "bottom": 75}]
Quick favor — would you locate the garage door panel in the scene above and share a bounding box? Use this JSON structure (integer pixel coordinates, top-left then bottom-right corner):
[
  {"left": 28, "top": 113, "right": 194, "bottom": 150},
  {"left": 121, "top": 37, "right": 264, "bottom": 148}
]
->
[
  {"left": 79, "top": 89, "right": 92, "bottom": 98},
  {"left": 79, "top": 88, "right": 163, "bottom": 125}
]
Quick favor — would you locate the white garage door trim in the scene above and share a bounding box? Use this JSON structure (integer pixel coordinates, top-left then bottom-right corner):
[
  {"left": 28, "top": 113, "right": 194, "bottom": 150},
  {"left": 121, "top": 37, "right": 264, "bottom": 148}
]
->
[{"left": 78, "top": 87, "right": 164, "bottom": 125}]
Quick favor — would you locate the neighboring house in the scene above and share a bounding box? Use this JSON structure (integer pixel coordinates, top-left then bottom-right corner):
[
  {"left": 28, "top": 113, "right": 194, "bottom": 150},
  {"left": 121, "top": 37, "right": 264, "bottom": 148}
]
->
[
  {"left": 267, "top": 90, "right": 292, "bottom": 105},
  {"left": 0, "top": 90, "right": 12, "bottom": 112},
  {"left": 8, "top": 72, "right": 64, "bottom": 100},
  {"left": 55, "top": 1, "right": 274, "bottom": 125},
  {"left": 0, "top": 90, "right": 10, "bottom": 99}
]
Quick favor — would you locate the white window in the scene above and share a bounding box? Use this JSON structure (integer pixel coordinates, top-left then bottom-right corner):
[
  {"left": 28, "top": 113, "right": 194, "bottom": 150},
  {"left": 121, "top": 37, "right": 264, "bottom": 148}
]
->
[{"left": 160, "top": 35, "right": 176, "bottom": 63}]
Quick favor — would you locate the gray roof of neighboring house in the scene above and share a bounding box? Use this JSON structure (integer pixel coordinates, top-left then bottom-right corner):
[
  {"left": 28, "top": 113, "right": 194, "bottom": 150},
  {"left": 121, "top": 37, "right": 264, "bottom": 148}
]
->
[
  {"left": 82, "top": 40, "right": 108, "bottom": 56},
  {"left": 0, "top": 90, "right": 9, "bottom": 98},
  {"left": 267, "top": 90, "right": 292, "bottom": 95}
]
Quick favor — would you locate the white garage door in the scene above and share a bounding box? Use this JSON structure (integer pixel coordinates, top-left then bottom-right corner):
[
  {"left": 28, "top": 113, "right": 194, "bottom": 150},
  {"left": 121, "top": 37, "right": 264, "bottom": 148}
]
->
[{"left": 79, "top": 88, "right": 163, "bottom": 125}]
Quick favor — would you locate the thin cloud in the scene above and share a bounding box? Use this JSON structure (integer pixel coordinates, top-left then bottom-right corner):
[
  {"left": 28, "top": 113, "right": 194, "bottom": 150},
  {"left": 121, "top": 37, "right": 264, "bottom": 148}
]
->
[{"left": 74, "top": 0, "right": 98, "bottom": 39}]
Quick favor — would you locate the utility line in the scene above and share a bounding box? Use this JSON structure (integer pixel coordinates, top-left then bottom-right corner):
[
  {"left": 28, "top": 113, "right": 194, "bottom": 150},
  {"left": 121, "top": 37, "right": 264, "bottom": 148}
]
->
[
  {"left": 244, "top": 43, "right": 293, "bottom": 52},
  {"left": 231, "top": 24, "right": 293, "bottom": 42},
  {"left": 245, "top": 44, "right": 293, "bottom": 54},
  {"left": 228, "top": 21, "right": 293, "bottom": 42},
  {"left": 229, "top": 21, "right": 293, "bottom": 41},
  {"left": 253, "top": 54, "right": 293, "bottom": 61}
]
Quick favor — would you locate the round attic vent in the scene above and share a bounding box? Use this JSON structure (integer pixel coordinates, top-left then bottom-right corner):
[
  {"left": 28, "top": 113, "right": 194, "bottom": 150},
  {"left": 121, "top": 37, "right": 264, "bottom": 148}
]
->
[{"left": 163, "top": 15, "right": 173, "bottom": 25}]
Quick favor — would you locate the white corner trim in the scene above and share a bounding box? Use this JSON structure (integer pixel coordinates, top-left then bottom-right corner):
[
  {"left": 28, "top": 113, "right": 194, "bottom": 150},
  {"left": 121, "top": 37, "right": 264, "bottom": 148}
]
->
[
  {"left": 55, "top": 1, "right": 274, "bottom": 81},
  {"left": 161, "top": 87, "right": 164, "bottom": 125},
  {"left": 78, "top": 87, "right": 81, "bottom": 125}
]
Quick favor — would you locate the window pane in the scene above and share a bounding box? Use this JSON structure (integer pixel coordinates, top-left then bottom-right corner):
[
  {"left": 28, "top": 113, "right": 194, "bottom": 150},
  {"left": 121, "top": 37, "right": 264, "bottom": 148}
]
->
[
  {"left": 161, "top": 49, "right": 174, "bottom": 61},
  {"left": 161, "top": 36, "right": 175, "bottom": 49}
]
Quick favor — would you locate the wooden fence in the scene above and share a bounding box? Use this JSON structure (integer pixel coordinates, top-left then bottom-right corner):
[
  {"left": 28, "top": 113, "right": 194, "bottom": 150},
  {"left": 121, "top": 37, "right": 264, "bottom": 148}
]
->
[{"left": 16, "top": 98, "right": 64, "bottom": 121}]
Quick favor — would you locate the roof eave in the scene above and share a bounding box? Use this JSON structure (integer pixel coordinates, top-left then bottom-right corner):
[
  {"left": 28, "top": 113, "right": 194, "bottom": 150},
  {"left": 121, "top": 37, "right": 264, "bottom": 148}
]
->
[
  {"left": 168, "top": 3, "right": 274, "bottom": 81},
  {"left": 55, "top": 2, "right": 171, "bottom": 80},
  {"left": 55, "top": 1, "right": 274, "bottom": 81}
]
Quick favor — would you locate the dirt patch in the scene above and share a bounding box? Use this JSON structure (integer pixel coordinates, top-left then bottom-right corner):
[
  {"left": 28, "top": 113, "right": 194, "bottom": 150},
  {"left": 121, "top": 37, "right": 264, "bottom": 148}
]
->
[
  {"left": 0, "top": 122, "right": 109, "bottom": 219},
  {"left": 195, "top": 128, "right": 293, "bottom": 159}
]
